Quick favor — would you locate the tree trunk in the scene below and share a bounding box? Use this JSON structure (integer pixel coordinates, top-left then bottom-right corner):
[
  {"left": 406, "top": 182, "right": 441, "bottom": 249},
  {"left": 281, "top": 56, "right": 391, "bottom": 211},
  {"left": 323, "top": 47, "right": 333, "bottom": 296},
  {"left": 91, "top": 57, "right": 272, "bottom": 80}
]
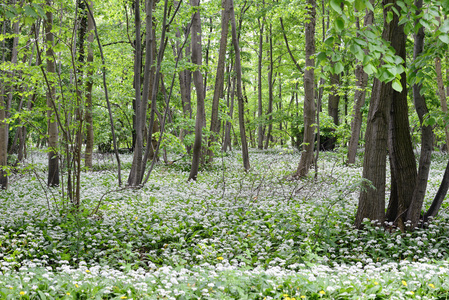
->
[
  {"left": 294, "top": 0, "right": 316, "bottom": 177},
  {"left": 188, "top": 0, "right": 206, "bottom": 181},
  {"left": 85, "top": 0, "right": 95, "bottom": 169},
  {"left": 257, "top": 17, "right": 264, "bottom": 150},
  {"left": 229, "top": 0, "right": 250, "bottom": 171},
  {"left": 385, "top": 21, "right": 417, "bottom": 224},
  {"left": 347, "top": 3, "right": 374, "bottom": 164},
  {"left": 265, "top": 25, "right": 273, "bottom": 150},
  {"left": 45, "top": 1, "right": 60, "bottom": 187},
  {"left": 435, "top": 56, "right": 449, "bottom": 149},
  {"left": 355, "top": 0, "right": 402, "bottom": 228},
  {"left": 424, "top": 159, "right": 449, "bottom": 221},
  {"left": 223, "top": 63, "right": 235, "bottom": 152},
  {"left": 407, "top": 0, "right": 433, "bottom": 227},
  {"left": 128, "top": 0, "right": 143, "bottom": 186},
  {"left": 208, "top": 0, "right": 230, "bottom": 162}
]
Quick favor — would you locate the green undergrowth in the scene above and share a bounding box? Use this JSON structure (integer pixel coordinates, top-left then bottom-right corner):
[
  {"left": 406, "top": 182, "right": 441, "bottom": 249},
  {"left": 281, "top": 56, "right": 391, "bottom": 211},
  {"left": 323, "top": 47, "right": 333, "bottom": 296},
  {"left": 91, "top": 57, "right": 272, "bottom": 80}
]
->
[{"left": 1, "top": 149, "right": 449, "bottom": 298}]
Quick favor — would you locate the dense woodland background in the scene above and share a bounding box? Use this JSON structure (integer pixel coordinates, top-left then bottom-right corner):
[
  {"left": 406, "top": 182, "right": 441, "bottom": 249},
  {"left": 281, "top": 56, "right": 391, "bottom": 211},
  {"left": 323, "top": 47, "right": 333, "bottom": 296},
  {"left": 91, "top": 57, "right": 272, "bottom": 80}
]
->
[{"left": 2, "top": 0, "right": 449, "bottom": 229}]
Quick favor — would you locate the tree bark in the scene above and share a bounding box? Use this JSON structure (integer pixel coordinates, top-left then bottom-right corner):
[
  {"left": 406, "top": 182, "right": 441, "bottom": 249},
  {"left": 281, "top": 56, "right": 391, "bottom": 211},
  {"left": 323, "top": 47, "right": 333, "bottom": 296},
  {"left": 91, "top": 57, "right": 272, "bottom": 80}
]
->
[
  {"left": 347, "top": 3, "right": 374, "bottom": 164},
  {"left": 264, "top": 25, "right": 273, "bottom": 149},
  {"left": 45, "top": 1, "right": 60, "bottom": 187},
  {"left": 128, "top": 0, "right": 143, "bottom": 186},
  {"left": 294, "top": 0, "right": 316, "bottom": 177},
  {"left": 257, "top": 17, "right": 264, "bottom": 150},
  {"left": 355, "top": 0, "right": 401, "bottom": 228},
  {"left": 407, "top": 0, "right": 433, "bottom": 227},
  {"left": 435, "top": 56, "right": 449, "bottom": 148},
  {"left": 208, "top": 0, "right": 230, "bottom": 162},
  {"left": 188, "top": 0, "right": 206, "bottom": 180},
  {"left": 85, "top": 0, "right": 95, "bottom": 169},
  {"left": 229, "top": 0, "right": 250, "bottom": 171}
]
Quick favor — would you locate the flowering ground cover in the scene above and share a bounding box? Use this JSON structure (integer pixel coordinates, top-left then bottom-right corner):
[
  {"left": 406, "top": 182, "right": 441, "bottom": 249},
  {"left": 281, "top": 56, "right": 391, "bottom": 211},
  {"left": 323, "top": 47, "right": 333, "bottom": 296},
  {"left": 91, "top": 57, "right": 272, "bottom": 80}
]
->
[{"left": 1, "top": 149, "right": 449, "bottom": 299}]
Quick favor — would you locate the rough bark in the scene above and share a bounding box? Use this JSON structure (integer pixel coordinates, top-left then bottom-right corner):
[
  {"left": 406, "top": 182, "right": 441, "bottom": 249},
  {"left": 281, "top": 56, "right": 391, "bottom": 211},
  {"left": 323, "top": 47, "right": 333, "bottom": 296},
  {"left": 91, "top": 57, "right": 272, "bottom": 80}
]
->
[
  {"left": 230, "top": 0, "right": 250, "bottom": 171},
  {"left": 385, "top": 10, "right": 417, "bottom": 224},
  {"left": 294, "top": 0, "right": 316, "bottom": 177},
  {"left": 188, "top": 0, "right": 206, "bottom": 180},
  {"left": 355, "top": 0, "right": 401, "bottom": 228}
]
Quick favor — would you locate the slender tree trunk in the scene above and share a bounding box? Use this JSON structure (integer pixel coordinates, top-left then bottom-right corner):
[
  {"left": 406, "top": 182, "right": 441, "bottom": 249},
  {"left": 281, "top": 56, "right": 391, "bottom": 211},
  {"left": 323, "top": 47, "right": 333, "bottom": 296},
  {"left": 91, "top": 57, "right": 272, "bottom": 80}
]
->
[
  {"left": 229, "top": 0, "right": 250, "bottom": 170},
  {"left": 208, "top": 0, "right": 230, "bottom": 162},
  {"left": 294, "top": 0, "right": 316, "bottom": 177},
  {"left": 435, "top": 56, "right": 449, "bottom": 149},
  {"left": 188, "top": 0, "right": 206, "bottom": 180},
  {"left": 223, "top": 63, "right": 235, "bottom": 152},
  {"left": 45, "top": 1, "right": 60, "bottom": 187},
  {"left": 347, "top": 3, "right": 374, "bottom": 164},
  {"left": 407, "top": 0, "right": 433, "bottom": 227},
  {"left": 85, "top": 0, "right": 95, "bottom": 169},
  {"left": 257, "top": 17, "right": 264, "bottom": 150},
  {"left": 424, "top": 159, "right": 449, "bottom": 221},
  {"left": 265, "top": 25, "right": 273, "bottom": 149}
]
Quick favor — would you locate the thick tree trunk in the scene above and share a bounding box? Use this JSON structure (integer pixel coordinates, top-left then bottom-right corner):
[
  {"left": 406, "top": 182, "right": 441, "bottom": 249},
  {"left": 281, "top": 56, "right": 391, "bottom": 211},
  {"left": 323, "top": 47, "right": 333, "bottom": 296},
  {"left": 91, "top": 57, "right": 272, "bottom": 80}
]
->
[
  {"left": 128, "top": 0, "right": 143, "bottom": 186},
  {"left": 208, "top": 0, "right": 230, "bottom": 162},
  {"left": 229, "top": 0, "right": 250, "bottom": 171},
  {"left": 347, "top": 4, "right": 374, "bottom": 164},
  {"left": 188, "top": 0, "right": 206, "bottom": 180},
  {"left": 85, "top": 0, "right": 95, "bottom": 169},
  {"left": 294, "top": 0, "right": 316, "bottom": 177},
  {"left": 385, "top": 12, "right": 417, "bottom": 224},
  {"left": 45, "top": 2, "right": 60, "bottom": 187},
  {"left": 355, "top": 0, "right": 401, "bottom": 228},
  {"left": 407, "top": 0, "right": 433, "bottom": 227}
]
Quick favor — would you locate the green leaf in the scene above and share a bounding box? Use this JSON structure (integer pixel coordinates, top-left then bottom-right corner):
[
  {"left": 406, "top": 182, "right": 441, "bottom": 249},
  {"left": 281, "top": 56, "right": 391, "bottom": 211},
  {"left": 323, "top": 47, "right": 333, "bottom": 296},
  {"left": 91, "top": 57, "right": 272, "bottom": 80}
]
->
[
  {"left": 324, "top": 36, "right": 334, "bottom": 46},
  {"left": 439, "top": 34, "right": 449, "bottom": 44},
  {"left": 334, "top": 62, "right": 344, "bottom": 74},
  {"left": 354, "top": 0, "right": 366, "bottom": 11},
  {"left": 330, "top": 0, "right": 342, "bottom": 14},
  {"left": 24, "top": 4, "right": 38, "bottom": 18},
  {"left": 392, "top": 79, "right": 403, "bottom": 92},
  {"left": 364, "top": 63, "right": 375, "bottom": 75},
  {"left": 335, "top": 17, "right": 345, "bottom": 32},
  {"left": 316, "top": 52, "right": 327, "bottom": 64},
  {"left": 441, "top": 19, "right": 449, "bottom": 33},
  {"left": 386, "top": 11, "right": 393, "bottom": 23}
]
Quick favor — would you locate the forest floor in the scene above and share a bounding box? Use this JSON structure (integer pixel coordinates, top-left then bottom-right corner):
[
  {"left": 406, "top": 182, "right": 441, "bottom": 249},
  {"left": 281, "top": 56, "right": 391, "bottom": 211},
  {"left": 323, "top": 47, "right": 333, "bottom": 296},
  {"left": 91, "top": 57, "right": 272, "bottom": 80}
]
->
[{"left": 1, "top": 148, "right": 449, "bottom": 299}]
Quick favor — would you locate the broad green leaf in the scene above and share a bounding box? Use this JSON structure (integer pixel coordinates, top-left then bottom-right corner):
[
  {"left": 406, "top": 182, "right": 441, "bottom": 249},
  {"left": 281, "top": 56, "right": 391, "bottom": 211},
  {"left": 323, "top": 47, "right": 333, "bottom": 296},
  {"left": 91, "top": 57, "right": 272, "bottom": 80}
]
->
[
  {"left": 392, "top": 79, "right": 403, "bottom": 92},
  {"left": 386, "top": 11, "right": 393, "bottom": 23},
  {"left": 335, "top": 17, "right": 345, "bottom": 32},
  {"left": 316, "top": 52, "right": 327, "bottom": 64},
  {"left": 330, "top": 0, "right": 342, "bottom": 14},
  {"left": 24, "top": 5, "right": 38, "bottom": 18},
  {"left": 439, "top": 34, "right": 449, "bottom": 44},
  {"left": 324, "top": 36, "right": 334, "bottom": 46},
  {"left": 354, "top": 0, "right": 366, "bottom": 11},
  {"left": 364, "top": 63, "right": 375, "bottom": 75},
  {"left": 334, "top": 61, "right": 344, "bottom": 74}
]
